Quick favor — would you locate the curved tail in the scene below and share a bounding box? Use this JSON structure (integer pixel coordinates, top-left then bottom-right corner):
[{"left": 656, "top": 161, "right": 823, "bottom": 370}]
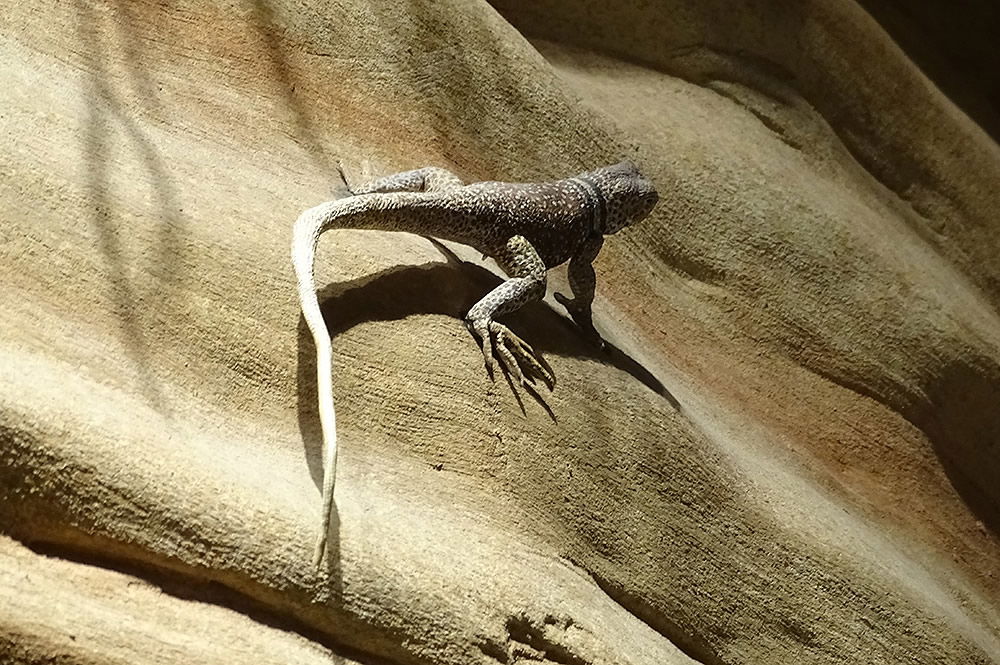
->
[{"left": 292, "top": 203, "right": 340, "bottom": 568}]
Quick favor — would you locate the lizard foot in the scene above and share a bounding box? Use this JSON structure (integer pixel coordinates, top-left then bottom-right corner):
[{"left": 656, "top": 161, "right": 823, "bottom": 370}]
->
[
  {"left": 470, "top": 320, "right": 555, "bottom": 390},
  {"left": 554, "top": 292, "right": 607, "bottom": 352}
]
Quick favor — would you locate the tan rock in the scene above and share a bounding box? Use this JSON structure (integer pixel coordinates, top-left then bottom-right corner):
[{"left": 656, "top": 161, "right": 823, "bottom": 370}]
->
[{"left": 1, "top": 1, "right": 997, "bottom": 663}]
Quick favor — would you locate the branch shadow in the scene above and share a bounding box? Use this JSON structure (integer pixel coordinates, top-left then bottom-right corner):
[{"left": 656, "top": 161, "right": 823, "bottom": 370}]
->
[
  {"left": 74, "top": 0, "right": 187, "bottom": 418},
  {"left": 248, "top": 0, "right": 339, "bottom": 181}
]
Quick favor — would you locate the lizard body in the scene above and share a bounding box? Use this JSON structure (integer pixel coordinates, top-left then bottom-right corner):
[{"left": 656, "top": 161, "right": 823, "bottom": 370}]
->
[{"left": 292, "top": 162, "right": 658, "bottom": 567}]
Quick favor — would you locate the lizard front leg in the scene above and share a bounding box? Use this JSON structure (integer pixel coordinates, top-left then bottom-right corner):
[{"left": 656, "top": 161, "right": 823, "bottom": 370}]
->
[
  {"left": 554, "top": 235, "right": 606, "bottom": 349},
  {"left": 467, "top": 235, "right": 555, "bottom": 389}
]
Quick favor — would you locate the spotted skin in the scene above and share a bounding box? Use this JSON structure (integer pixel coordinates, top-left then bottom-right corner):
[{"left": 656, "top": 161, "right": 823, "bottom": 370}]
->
[{"left": 293, "top": 161, "right": 659, "bottom": 568}]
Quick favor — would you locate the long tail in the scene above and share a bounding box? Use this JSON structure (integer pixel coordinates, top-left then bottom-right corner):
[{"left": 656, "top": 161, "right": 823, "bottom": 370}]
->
[
  {"left": 292, "top": 202, "right": 341, "bottom": 569},
  {"left": 292, "top": 192, "right": 440, "bottom": 567}
]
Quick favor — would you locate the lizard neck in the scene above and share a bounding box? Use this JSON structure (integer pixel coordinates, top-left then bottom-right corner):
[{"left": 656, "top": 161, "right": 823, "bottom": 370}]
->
[{"left": 568, "top": 175, "right": 607, "bottom": 237}]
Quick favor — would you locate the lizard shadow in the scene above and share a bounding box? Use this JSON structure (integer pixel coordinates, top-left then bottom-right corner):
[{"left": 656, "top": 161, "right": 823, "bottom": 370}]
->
[{"left": 296, "top": 253, "right": 680, "bottom": 491}]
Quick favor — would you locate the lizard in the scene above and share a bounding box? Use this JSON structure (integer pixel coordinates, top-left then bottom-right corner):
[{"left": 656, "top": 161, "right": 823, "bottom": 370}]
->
[{"left": 292, "top": 161, "right": 659, "bottom": 567}]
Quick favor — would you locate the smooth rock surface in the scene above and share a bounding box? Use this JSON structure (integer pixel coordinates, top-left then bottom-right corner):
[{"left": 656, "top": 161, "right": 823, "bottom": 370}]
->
[{"left": 1, "top": 1, "right": 998, "bottom": 663}]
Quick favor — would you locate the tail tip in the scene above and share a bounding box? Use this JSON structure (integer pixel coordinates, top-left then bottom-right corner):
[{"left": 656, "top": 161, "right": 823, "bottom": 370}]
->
[{"left": 313, "top": 535, "right": 327, "bottom": 570}]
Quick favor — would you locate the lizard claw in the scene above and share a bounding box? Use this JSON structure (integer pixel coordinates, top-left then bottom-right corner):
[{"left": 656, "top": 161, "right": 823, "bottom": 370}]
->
[
  {"left": 468, "top": 320, "right": 496, "bottom": 381},
  {"left": 489, "top": 321, "right": 555, "bottom": 390},
  {"left": 468, "top": 318, "right": 554, "bottom": 389}
]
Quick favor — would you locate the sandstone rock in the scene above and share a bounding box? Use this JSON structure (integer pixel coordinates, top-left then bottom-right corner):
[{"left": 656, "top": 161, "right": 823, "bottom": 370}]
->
[{"left": 1, "top": 1, "right": 997, "bottom": 663}]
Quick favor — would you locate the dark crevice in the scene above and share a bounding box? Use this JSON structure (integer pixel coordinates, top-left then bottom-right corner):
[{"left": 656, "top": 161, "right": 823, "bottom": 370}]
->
[
  {"left": 13, "top": 534, "right": 400, "bottom": 665},
  {"left": 0, "top": 636, "right": 69, "bottom": 665},
  {"left": 477, "top": 638, "right": 510, "bottom": 664},
  {"left": 581, "top": 565, "right": 723, "bottom": 665},
  {"left": 706, "top": 83, "right": 804, "bottom": 152},
  {"left": 808, "top": 356, "right": 1000, "bottom": 538},
  {"left": 853, "top": 0, "right": 1000, "bottom": 143}
]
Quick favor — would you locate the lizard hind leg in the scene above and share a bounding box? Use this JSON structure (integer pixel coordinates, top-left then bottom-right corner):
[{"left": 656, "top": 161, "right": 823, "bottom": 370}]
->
[
  {"left": 466, "top": 235, "right": 555, "bottom": 390},
  {"left": 344, "top": 166, "right": 465, "bottom": 195}
]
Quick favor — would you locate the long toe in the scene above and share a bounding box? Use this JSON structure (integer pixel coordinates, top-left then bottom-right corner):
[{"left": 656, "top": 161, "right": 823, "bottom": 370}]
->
[
  {"left": 494, "top": 337, "right": 529, "bottom": 387},
  {"left": 490, "top": 322, "right": 555, "bottom": 390}
]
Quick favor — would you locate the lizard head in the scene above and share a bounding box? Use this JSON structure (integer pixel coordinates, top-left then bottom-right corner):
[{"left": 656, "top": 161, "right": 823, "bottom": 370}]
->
[{"left": 589, "top": 161, "right": 659, "bottom": 235}]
